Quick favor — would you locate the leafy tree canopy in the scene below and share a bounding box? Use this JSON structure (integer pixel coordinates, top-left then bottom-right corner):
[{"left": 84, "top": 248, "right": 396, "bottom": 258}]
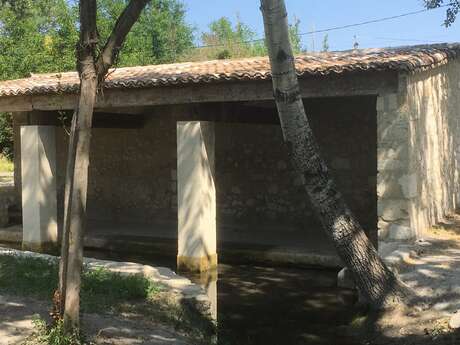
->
[
  {"left": 424, "top": 0, "right": 460, "bottom": 26},
  {"left": 0, "top": 0, "right": 194, "bottom": 159},
  {"left": 0, "top": 0, "right": 194, "bottom": 80}
]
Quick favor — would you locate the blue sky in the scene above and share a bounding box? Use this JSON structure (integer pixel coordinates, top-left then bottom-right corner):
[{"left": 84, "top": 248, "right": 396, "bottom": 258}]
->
[{"left": 182, "top": 0, "right": 459, "bottom": 51}]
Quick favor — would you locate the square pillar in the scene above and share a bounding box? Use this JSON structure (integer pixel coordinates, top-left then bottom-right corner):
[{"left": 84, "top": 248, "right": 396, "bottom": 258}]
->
[
  {"left": 177, "top": 121, "right": 217, "bottom": 272},
  {"left": 376, "top": 93, "right": 415, "bottom": 242},
  {"left": 20, "top": 125, "right": 58, "bottom": 252}
]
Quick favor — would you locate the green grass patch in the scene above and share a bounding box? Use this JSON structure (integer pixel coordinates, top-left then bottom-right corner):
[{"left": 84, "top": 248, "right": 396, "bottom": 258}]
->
[
  {"left": 0, "top": 254, "right": 216, "bottom": 344},
  {"left": 0, "top": 155, "right": 13, "bottom": 173},
  {"left": 0, "top": 255, "right": 163, "bottom": 312}
]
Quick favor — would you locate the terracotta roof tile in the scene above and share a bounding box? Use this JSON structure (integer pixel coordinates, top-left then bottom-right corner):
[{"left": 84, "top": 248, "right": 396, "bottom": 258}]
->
[{"left": 0, "top": 43, "right": 459, "bottom": 97}]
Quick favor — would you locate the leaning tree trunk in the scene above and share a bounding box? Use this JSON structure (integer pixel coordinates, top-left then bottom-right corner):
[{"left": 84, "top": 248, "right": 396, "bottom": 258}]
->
[
  {"left": 58, "top": 0, "right": 151, "bottom": 332},
  {"left": 61, "top": 0, "right": 98, "bottom": 331},
  {"left": 260, "top": 0, "right": 410, "bottom": 308}
]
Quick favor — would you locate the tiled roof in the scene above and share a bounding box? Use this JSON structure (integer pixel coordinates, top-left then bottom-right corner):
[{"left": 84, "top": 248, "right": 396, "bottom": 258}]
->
[{"left": 0, "top": 43, "right": 459, "bottom": 97}]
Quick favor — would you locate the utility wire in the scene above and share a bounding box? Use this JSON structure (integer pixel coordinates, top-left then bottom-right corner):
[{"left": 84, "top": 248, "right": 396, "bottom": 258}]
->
[{"left": 194, "top": 2, "right": 455, "bottom": 49}]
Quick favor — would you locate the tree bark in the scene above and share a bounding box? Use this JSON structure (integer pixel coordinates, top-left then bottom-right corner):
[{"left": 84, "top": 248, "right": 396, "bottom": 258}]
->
[
  {"left": 260, "top": 0, "right": 410, "bottom": 308},
  {"left": 58, "top": 0, "right": 151, "bottom": 332},
  {"left": 62, "top": 0, "right": 98, "bottom": 331},
  {"left": 58, "top": 109, "right": 77, "bottom": 318}
]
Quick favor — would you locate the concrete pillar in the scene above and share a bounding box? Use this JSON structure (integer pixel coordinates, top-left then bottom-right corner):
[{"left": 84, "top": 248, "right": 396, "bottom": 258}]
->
[
  {"left": 177, "top": 121, "right": 217, "bottom": 272},
  {"left": 20, "top": 125, "right": 58, "bottom": 252}
]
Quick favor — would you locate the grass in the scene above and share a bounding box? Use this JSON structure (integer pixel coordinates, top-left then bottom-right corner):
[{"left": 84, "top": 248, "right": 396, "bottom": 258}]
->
[
  {"left": 0, "top": 254, "right": 216, "bottom": 344},
  {"left": 0, "top": 255, "right": 163, "bottom": 313},
  {"left": 0, "top": 155, "right": 13, "bottom": 173}
]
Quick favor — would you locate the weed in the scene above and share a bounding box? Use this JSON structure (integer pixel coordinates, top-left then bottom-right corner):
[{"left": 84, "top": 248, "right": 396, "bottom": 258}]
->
[{"left": 24, "top": 317, "right": 85, "bottom": 345}]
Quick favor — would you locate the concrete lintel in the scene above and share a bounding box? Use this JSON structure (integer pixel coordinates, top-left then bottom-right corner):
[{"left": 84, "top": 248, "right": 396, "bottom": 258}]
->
[{"left": 0, "top": 72, "right": 398, "bottom": 112}]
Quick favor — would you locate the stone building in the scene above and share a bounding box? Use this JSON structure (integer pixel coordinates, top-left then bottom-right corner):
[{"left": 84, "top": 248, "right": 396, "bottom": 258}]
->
[{"left": 0, "top": 43, "right": 459, "bottom": 271}]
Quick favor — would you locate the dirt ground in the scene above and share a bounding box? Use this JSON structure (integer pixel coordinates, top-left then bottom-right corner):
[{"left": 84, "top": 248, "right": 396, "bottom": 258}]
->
[
  {"left": 362, "top": 214, "right": 460, "bottom": 345},
  {"left": 0, "top": 294, "right": 192, "bottom": 345}
]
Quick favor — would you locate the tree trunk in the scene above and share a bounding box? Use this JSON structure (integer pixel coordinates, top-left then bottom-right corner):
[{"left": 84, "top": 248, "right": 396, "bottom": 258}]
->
[
  {"left": 260, "top": 0, "right": 410, "bottom": 308},
  {"left": 62, "top": 0, "right": 98, "bottom": 331},
  {"left": 58, "top": 109, "right": 77, "bottom": 317},
  {"left": 58, "top": 0, "right": 151, "bottom": 332}
]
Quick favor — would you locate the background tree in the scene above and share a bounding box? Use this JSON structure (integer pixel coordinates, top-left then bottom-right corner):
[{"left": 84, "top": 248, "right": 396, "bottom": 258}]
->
[
  {"left": 186, "top": 15, "right": 303, "bottom": 61},
  {"left": 260, "top": 0, "right": 413, "bottom": 308},
  {"left": 0, "top": 0, "right": 194, "bottom": 160},
  {"left": 0, "top": 0, "right": 77, "bottom": 80},
  {"left": 424, "top": 0, "right": 459, "bottom": 26},
  {"left": 95, "top": 0, "right": 194, "bottom": 65},
  {"left": 322, "top": 34, "right": 330, "bottom": 52},
  {"left": 0, "top": 0, "right": 193, "bottom": 78},
  {"left": 0, "top": 0, "right": 77, "bottom": 159}
]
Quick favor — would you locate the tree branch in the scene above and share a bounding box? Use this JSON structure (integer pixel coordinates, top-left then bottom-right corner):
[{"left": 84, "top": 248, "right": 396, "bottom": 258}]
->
[{"left": 96, "top": 0, "right": 150, "bottom": 81}]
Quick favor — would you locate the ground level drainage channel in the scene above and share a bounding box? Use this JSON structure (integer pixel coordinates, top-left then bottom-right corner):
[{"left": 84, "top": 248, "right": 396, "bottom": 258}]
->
[{"left": 86, "top": 249, "right": 359, "bottom": 345}]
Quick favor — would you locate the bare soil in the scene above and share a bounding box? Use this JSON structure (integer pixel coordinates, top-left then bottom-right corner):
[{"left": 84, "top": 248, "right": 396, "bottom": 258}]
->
[
  {"left": 360, "top": 214, "right": 460, "bottom": 345},
  {"left": 0, "top": 293, "right": 192, "bottom": 345}
]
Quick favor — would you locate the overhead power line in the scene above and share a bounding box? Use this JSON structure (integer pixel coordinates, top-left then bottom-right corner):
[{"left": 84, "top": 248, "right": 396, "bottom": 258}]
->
[{"left": 195, "top": 2, "right": 455, "bottom": 49}]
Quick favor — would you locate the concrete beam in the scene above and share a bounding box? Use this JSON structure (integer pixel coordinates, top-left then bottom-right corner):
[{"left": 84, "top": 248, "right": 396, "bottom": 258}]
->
[
  {"left": 177, "top": 121, "right": 217, "bottom": 272},
  {"left": 20, "top": 125, "right": 58, "bottom": 252}
]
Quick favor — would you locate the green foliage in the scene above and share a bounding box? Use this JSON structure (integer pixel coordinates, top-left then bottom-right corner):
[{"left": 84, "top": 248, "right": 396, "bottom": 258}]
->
[
  {"left": 322, "top": 34, "right": 330, "bottom": 52},
  {"left": 0, "top": 0, "right": 194, "bottom": 79},
  {"left": 0, "top": 113, "right": 13, "bottom": 160},
  {"left": 288, "top": 17, "right": 303, "bottom": 54},
  {"left": 96, "top": 0, "right": 194, "bottom": 66},
  {"left": 185, "top": 16, "right": 303, "bottom": 61},
  {"left": 424, "top": 0, "right": 460, "bottom": 26},
  {"left": 0, "top": 155, "right": 14, "bottom": 173},
  {"left": 0, "top": 0, "right": 78, "bottom": 80},
  {"left": 0, "top": 0, "right": 194, "bottom": 160},
  {"left": 28, "top": 317, "right": 84, "bottom": 345}
]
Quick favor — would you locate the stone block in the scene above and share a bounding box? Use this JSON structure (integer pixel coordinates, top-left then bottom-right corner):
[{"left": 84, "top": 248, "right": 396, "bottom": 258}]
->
[
  {"left": 377, "top": 158, "right": 404, "bottom": 171},
  {"left": 449, "top": 311, "right": 460, "bottom": 329},
  {"left": 388, "top": 223, "right": 414, "bottom": 241},
  {"left": 337, "top": 267, "right": 355, "bottom": 289},
  {"left": 378, "top": 199, "right": 409, "bottom": 221},
  {"left": 378, "top": 219, "right": 390, "bottom": 241},
  {"left": 331, "top": 158, "right": 351, "bottom": 170},
  {"left": 398, "top": 173, "right": 417, "bottom": 198},
  {"left": 377, "top": 175, "right": 404, "bottom": 199}
]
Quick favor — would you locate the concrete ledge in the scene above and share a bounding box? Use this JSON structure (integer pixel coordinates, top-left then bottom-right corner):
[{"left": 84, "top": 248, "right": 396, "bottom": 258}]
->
[
  {"left": 0, "top": 229, "right": 342, "bottom": 269},
  {"left": 177, "top": 254, "right": 218, "bottom": 273},
  {"left": 22, "top": 241, "right": 59, "bottom": 255},
  {"left": 0, "top": 226, "right": 22, "bottom": 243}
]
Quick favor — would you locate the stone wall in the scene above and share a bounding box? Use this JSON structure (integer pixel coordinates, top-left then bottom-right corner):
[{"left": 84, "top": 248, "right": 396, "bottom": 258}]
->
[
  {"left": 55, "top": 112, "right": 178, "bottom": 229},
  {"left": 377, "top": 60, "right": 460, "bottom": 240},
  {"left": 40, "top": 96, "right": 377, "bottom": 247},
  {"left": 216, "top": 97, "right": 377, "bottom": 244}
]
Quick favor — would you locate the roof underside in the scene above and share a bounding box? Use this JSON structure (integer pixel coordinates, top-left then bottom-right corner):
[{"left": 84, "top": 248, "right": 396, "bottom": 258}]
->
[{"left": 0, "top": 42, "right": 459, "bottom": 98}]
